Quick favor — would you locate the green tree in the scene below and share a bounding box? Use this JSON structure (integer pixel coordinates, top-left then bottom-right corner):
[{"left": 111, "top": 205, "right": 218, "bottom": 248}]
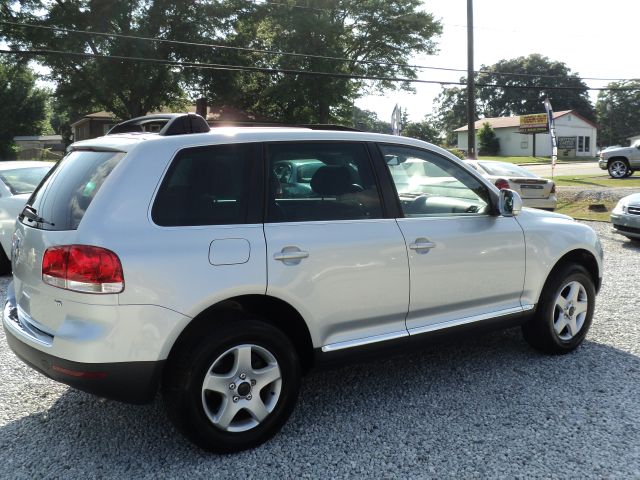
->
[
  {"left": 432, "top": 86, "right": 468, "bottom": 146},
  {"left": 596, "top": 81, "right": 640, "bottom": 146},
  {"left": 0, "top": 58, "right": 49, "bottom": 158},
  {"left": 433, "top": 55, "right": 595, "bottom": 145},
  {"left": 476, "top": 54, "right": 594, "bottom": 121},
  {"left": 196, "top": 0, "right": 442, "bottom": 124},
  {"left": 2, "top": 1, "right": 195, "bottom": 120},
  {"left": 477, "top": 122, "right": 499, "bottom": 155},
  {"left": 402, "top": 115, "right": 441, "bottom": 144}
]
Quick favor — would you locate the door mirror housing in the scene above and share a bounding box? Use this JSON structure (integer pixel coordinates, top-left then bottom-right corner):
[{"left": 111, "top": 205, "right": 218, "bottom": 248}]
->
[{"left": 498, "top": 189, "right": 523, "bottom": 217}]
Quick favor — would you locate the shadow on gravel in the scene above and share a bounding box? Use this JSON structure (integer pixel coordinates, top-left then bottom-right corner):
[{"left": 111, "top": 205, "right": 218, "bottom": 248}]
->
[{"left": 1, "top": 329, "right": 639, "bottom": 478}]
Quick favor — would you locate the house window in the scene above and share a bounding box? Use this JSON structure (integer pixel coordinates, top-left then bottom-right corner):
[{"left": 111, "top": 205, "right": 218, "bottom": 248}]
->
[{"left": 576, "top": 136, "right": 591, "bottom": 153}]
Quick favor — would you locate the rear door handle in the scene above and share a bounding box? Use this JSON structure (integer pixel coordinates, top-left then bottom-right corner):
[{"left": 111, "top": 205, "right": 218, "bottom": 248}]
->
[
  {"left": 408, "top": 238, "right": 436, "bottom": 252},
  {"left": 274, "top": 247, "right": 309, "bottom": 264}
]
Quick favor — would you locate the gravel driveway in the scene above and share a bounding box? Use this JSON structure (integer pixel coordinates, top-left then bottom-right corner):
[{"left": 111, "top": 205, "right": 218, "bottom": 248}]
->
[{"left": 0, "top": 221, "right": 638, "bottom": 479}]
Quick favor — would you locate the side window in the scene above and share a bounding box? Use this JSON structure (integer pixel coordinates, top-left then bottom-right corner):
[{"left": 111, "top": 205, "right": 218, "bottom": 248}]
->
[
  {"left": 152, "top": 144, "right": 255, "bottom": 226},
  {"left": 380, "top": 145, "right": 490, "bottom": 217},
  {"left": 266, "top": 142, "right": 383, "bottom": 222}
]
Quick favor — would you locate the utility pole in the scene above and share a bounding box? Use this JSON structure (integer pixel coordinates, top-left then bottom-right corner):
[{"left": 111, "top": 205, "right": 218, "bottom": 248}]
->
[{"left": 466, "top": 0, "right": 476, "bottom": 159}]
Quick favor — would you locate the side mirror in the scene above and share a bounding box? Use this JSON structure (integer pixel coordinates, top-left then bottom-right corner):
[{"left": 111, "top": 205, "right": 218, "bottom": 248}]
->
[{"left": 498, "top": 189, "right": 523, "bottom": 217}]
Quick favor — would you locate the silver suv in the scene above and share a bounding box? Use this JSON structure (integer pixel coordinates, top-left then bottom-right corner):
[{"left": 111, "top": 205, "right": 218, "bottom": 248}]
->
[{"left": 3, "top": 115, "right": 603, "bottom": 453}]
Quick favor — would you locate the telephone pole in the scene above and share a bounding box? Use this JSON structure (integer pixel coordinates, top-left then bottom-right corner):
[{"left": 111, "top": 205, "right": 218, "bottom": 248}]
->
[{"left": 466, "top": 0, "right": 477, "bottom": 159}]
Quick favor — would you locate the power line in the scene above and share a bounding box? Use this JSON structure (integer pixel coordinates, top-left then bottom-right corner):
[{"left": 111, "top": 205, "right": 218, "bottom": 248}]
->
[
  {"left": 3, "top": 48, "right": 640, "bottom": 92},
  {"left": 2, "top": 20, "right": 638, "bottom": 83}
]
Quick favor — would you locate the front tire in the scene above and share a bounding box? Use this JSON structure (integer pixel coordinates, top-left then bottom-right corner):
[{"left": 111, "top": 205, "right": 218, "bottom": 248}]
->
[
  {"left": 522, "top": 264, "right": 595, "bottom": 354},
  {"left": 608, "top": 159, "right": 629, "bottom": 178},
  {"left": 162, "top": 316, "right": 301, "bottom": 453}
]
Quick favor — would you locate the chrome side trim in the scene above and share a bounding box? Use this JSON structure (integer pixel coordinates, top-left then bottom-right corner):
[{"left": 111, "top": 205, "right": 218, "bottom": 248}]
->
[
  {"left": 408, "top": 305, "right": 534, "bottom": 337},
  {"left": 321, "top": 330, "right": 409, "bottom": 353},
  {"left": 319, "top": 304, "right": 535, "bottom": 353}
]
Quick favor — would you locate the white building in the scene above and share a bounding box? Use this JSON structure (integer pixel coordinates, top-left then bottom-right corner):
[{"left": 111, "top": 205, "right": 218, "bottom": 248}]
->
[{"left": 455, "top": 110, "right": 597, "bottom": 158}]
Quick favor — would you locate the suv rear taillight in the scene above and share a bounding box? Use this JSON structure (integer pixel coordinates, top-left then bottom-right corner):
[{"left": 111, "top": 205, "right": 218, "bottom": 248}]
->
[
  {"left": 550, "top": 181, "right": 556, "bottom": 194},
  {"left": 494, "top": 178, "right": 510, "bottom": 190},
  {"left": 42, "top": 245, "right": 124, "bottom": 294}
]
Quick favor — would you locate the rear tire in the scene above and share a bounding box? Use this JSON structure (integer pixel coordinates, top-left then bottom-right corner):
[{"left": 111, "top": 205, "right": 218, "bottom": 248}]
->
[
  {"left": 162, "top": 314, "right": 301, "bottom": 453},
  {"left": 522, "top": 264, "right": 595, "bottom": 354}
]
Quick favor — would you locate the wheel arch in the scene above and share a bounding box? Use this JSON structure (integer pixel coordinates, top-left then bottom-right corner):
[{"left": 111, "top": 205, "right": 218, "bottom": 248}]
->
[
  {"left": 608, "top": 156, "right": 630, "bottom": 166},
  {"left": 165, "top": 294, "right": 315, "bottom": 374},
  {"left": 543, "top": 248, "right": 601, "bottom": 298}
]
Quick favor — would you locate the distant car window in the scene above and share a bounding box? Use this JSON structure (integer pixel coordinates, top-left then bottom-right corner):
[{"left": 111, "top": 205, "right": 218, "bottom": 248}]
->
[
  {"left": 382, "top": 145, "right": 490, "bottom": 217},
  {"left": 478, "top": 162, "right": 537, "bottom": 178},
  {"left": 152, "top": 144, "right": 255, "bottom": 226},
  {"left": 0, "top": 166, "right": 52, "bottom": 195},
  {"left": 267, "top": 143, "right": 383, "bottom": 222}
]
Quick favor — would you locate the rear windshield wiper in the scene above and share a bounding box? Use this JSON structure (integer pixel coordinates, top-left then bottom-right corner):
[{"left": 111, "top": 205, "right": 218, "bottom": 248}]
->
[{"left": 19, "top": 205, "right": 55, "bottom": 226}]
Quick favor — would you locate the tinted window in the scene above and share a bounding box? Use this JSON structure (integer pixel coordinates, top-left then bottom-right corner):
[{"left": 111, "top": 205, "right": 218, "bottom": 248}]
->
[
  {"left": 267, "top": 143, "right": 383, "bottom": 222},
  {"left": 382, "top": 145, "right": 490, "bottom": 217},
  {"left": 152, "top": 144, "right": 255, "bottom": 226},
  {"left": 0, "top": 166, "right": 53, "bottom": 195},
  {"left": 22, "top": 151, "right": 124, "bottom": 231}
]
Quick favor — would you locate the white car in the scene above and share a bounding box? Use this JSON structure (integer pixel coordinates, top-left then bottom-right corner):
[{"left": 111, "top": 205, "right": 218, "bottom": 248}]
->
[
  {"left": 3, "top": 114, "right": 602, "bottom": 453},
  {"left": 611, "top": 193, "right": 640, "bottom": 241},
  {"left": 0, "top": 161, "right": 55, "bottom": 273},
  {"left": 465, "top": 160, "right": 557, "bottom": 210}
]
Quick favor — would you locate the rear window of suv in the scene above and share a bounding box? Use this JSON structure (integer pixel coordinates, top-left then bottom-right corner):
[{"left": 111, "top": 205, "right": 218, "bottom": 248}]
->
[{"left": 21, "top": 150, "right": 125, "bottom": 231}]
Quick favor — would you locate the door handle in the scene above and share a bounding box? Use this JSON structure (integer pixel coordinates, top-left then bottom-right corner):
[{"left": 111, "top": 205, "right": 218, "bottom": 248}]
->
[
  {"left": 274, "top": 247, "right": 309, "bottom": 264},
  {"left": 409, "top": 238, "right": 436, "bottom": 252}
]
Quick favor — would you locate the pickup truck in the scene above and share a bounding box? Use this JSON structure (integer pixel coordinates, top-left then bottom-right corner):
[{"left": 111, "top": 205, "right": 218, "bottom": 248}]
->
[{"left": 599, "top": 141, "right": 640, "bottom": 178}]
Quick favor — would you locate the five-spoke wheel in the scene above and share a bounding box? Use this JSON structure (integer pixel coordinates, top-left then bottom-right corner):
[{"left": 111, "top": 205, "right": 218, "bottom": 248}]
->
[
  {"left": 162, "top": 316, "right": 300, "bottom": 453},
  {"left": 522, "top": 263, "right": 595, "bottom": 354}
]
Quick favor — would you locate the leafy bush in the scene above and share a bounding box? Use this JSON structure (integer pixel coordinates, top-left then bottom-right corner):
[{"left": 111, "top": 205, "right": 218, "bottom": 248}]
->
[{"left": 478, "top": 122, "right": 500, "bottom": 155}]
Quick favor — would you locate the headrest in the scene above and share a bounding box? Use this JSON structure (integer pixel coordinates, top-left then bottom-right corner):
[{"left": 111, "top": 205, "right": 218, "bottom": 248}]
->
[{"left": 310, "top": 165, "right": 359, "bottom": 196}]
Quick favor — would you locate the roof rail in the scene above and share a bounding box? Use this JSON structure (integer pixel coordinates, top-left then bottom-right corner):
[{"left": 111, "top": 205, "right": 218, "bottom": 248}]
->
[
  {"left": 107, "top": 113, "right": 210, "bottom": 136},
  {"left": 298, "top": 124, "right": 361, "bottom": 132}
]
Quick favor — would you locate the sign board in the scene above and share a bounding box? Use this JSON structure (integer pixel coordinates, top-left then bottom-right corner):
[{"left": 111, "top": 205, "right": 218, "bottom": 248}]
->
[
  {"left": 557, "top": 136, "right": 576, "bottom": 149},
  {"left": 519, "top": 113, "right": 549, "bottom": 134}
]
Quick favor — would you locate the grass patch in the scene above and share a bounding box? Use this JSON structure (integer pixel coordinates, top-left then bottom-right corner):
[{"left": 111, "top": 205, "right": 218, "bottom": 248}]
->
[
  {"left": 551, "top": 175, "right": 640, "bottom": 188},
  {"left": 478, "top": 156, "right": 597, "bottom": 165},
  {"left": 554, "top": 198, "right": 615, "bottom": 221}
]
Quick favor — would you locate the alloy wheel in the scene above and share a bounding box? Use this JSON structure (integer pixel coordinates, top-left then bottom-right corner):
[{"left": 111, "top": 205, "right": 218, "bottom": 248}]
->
[
  {"left": 552, "top": 281, "right": 589, "bottom": 341},
  {"left": 201, "top": 344, "right": 282, "bottom": 432}
]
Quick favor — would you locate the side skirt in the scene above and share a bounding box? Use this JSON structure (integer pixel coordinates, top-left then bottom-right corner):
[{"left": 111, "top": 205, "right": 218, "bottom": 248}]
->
[{"left": 313, "top": 309, "right": 535, "bottom": 369}]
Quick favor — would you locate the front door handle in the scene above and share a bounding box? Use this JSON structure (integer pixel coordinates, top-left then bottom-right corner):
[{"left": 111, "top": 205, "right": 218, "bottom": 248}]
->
[
  {"left": 274, "top": 247, "right": 309, "bottom": 265},
  {"left": 409, "top": 238, "right": 436, "bottom": 253}
]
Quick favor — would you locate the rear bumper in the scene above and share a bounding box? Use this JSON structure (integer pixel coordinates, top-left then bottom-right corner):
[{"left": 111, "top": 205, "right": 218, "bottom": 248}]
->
[
  {"left": 522, "top": 194, "right": 557, "bottom": 210},
  {"left": 3, "top": 284, "right": 164, "bottom": 404}
]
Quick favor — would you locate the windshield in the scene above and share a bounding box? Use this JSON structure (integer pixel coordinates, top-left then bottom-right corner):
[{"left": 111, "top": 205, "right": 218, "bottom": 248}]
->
[
  {"left": 22, "top": 150, "right": 125, "bottom": 231},
  {"left": 0, "top": 166, "right": 53, "bottom": 195},
  {"left": 478, "top": 162, "right": 537, "bottom": 178}
]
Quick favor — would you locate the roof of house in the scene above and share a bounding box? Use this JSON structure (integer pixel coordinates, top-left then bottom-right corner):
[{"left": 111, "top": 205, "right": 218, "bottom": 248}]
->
[
  {"left": 70, "top": 111, "right": 116, "bottom": 127},
  {"left": 454, "top": 110, "right": 597, "bottom": 132}
]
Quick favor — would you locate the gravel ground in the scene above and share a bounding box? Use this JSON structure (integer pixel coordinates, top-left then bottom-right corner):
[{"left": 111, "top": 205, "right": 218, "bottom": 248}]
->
[{"left": 0, "top": 221, "right": 639, "bottom": 479}]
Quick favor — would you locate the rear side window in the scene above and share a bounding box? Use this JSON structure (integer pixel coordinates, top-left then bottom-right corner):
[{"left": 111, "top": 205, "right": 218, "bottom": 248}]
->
[
  {"left": 267, "top": 142, "right": 383, "bottom": 222},
  {"left": 22, "top": 151, "right": 124, "bottom": 231},
  {"left": 152, "top": 144, "right": 256, "bottom": 226}
]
